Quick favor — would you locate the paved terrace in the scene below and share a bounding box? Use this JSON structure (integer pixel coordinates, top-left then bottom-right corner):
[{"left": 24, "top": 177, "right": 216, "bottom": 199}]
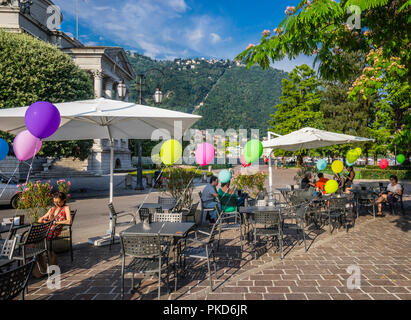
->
[{"left": 23, "top": 208, "right": 410, "bottom": 300}]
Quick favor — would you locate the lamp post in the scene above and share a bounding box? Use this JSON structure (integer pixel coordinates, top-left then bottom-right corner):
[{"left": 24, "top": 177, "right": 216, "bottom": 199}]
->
[{"left": 135, "top": 68, "right": 165, "bottom": 190}]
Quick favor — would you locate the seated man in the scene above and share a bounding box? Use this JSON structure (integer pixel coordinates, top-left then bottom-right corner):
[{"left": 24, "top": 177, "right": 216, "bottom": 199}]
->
[
  {"left": 201, "top": 175, "right": 219, "bottom": 222},
  {"left": 316, "top": 172, "right": 329, "bottom": 194},
  {"left": 375, "top": 175, "right": 403, "bottom": 216},
  {"left": 301, "top": 172, "right": 316, "bottom": 190}
]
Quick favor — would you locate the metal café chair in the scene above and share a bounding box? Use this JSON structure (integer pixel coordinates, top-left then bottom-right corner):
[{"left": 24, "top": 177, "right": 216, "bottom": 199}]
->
[
  {"left": 48, "top": 210, "right": 77, "bottom": 262},
  {"left": 198, "top": 191, "right": 216, "bottom": 224},
  {"left": 108, "top": 203, "right": 136, "bottom": 251},
  {"left": 119, "top": 234, "right": 171, "bottom": 300},
  {"left": 355, "top": 190, "right": 376, "bottom": 219},
  {"left": 0, "top": 258, "right": 35, "bottom": 301},
  {"left": 180, "top": 202, "right": 199, "bottom": 223},
  {"left": 157, "top": 196, "right": 177, "bottom": 211},
  {"left": 0, "top": 237, "right": 17, "bottom": 261},
  {"left": 281, "top": 204, "right": 308, "bottom": 252},
  {"left": 181, "top": 212, "right": 221, "bottom": 290},
  {"left": 327, "top": 197, "right": 349, "bottom": 233},
  {"left": 251, "top": 209, "right": 283, "bottom": 259},
  {"left": 153, "top": 213, "right": 182, "bottom": 223},
  {"left": 215, "top": 201, "right": 243, "bottom": 252}
]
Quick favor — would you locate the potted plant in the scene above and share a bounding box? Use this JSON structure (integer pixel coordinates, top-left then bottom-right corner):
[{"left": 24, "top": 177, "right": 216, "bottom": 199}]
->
[
  {"left": 17, "top": 180, "right": 71, "bottom": 223},
  {"left": 162, "top": 167, "right": 196, "bottom": 211}
]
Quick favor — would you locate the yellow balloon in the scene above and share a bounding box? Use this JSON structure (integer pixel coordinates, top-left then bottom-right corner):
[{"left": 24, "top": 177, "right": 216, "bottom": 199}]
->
[
  {"left": 331, "top": 160, "right": 344, "bottom": 174},
  {"left": 355, "top": 147, "right": 362, "bottom": 156},
  {"left": 324, "top": 180, "right": 339, "bottom": 194},
  {"left": 160, "top": 139, "right": 182, "bottom": 165}
]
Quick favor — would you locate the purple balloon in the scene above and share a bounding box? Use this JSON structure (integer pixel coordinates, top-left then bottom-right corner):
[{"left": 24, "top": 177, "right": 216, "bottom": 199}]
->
[
  {"left": 25, "top": 101, "right": 61, "bottom": 139},
  {"left": 13, "top": 130, "right": 42, "bottom": 161}
]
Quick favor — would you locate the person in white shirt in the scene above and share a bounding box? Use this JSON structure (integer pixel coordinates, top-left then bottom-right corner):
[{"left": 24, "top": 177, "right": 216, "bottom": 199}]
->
[{"left": 375, "top": 175, "right": 403, "bottom": 216}]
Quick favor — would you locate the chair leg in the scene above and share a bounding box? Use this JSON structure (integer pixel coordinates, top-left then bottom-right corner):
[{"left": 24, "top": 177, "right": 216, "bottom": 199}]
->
[
  {"left": 121, "top": 266, "right": 125, "bottom": 300},
  {"left": 279, "top": 232, "right": 284, "bottom": 259},
  {"left": 158, "top": 271, "right": 161, "bottom": 300},
  {"left": 301, "top": 220, "right": 307, "bottom": 252},
  {"left": 70, "top": 237, "right": 73, "bottom": 262},
  {"left": 207, "top": 257, "right": 213, "bottom": 290}
]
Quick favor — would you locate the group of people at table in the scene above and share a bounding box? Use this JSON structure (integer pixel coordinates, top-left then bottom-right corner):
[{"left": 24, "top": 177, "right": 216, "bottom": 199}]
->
[
  {"left": 300, "top": 168, "right": 403, "bottom": 217},
  {"left": 201, "top": 165, "right": 403, "bottom": 223},
  {"left": 201, "top": 175, "right": 246, "bottom": 223}
]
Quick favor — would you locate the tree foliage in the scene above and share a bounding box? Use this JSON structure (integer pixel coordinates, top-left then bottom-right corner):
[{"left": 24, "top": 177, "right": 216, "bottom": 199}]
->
[{"left": 0, "top": 30, "right": 94, "bottom": 160}]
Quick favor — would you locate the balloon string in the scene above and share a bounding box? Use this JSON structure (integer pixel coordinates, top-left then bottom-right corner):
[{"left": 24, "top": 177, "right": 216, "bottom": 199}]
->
[
  {"left": 0, "top": 164, "right": 19, "bottom": 199},
  {"left": 25, "top": 139, "right": 41, "bottom": 185},
  {"left": 137, "top": 165, "right": 165, "bottom": 212}
]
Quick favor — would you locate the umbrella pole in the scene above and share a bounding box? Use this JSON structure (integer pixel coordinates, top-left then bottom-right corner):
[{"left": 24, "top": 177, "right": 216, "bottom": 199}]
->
[{"left": 268, "top": 149, "right": 274, "bottom": 206}]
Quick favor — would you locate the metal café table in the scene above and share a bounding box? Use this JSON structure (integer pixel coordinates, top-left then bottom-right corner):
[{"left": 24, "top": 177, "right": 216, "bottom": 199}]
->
[
  {"left": 121, "top": 222, "right": 195, "bottom": 238},
  {"left": 137, "top": 203, "right": 175, "bottom": 212},
  {"left": 0, "top": 223, "right": 30, "bottom": 241}
]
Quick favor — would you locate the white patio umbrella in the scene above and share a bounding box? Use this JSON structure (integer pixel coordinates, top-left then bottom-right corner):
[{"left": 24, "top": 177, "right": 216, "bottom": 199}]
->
[
  {"left": 262, "top": 127, "right": 374, "bottom": 204},
  {"left": 0, "top": 98, "right": 201, "bottom": 229}
]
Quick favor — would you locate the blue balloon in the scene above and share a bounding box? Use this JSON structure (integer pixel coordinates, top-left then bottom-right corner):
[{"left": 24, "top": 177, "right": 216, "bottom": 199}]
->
[
  {"left": 218, "top": 169, "right": 232, "bottom": 184},
  {"left": 0, "top": 138, "right": 9, "bottom": 161},
  {"left": 346, "top": 159, "right": 354, "bottom": 167},
  {"left": 316, "top": 159, "right": 327, "bottom": 171}
]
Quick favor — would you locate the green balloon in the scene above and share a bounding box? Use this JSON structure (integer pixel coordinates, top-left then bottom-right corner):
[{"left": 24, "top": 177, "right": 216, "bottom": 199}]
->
[
  {"left": 396, "top": 154, "right": 406, "bottom": 164},
  {"left": 346, "top": 149, "right": 359, "bottom": 164},
  {"left": 243, "top": 140, "right": 263, "bottom": 164}
]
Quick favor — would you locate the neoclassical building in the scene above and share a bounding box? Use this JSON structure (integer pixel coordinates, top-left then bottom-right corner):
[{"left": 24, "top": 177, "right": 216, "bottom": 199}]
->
[{"left": 0, "top": 0, "right": 135, "bottom": 174}]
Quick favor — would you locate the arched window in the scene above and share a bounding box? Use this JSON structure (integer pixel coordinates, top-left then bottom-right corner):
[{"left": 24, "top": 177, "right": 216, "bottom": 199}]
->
[{"left": 115, "top": 158, "right": 121, "bottom": 169}]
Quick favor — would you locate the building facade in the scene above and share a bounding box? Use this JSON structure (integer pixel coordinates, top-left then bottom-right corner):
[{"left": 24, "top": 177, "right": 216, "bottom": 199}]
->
[{"left": 0, "top": 0, "right": 135, "bottom": 174}]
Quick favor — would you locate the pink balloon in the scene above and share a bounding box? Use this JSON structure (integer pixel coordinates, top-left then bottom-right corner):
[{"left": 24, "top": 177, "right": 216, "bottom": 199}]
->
[
  {"left": 13, "top": 130, "right": 42, "bottom": 161},
  {"left": 379, "top": 159, "right": 388, "bottom": 169},
  {"left": 241, "top": 154, "right": 251, "bottom": 167},
  {"left": 195, "top": 143, "right": 215, "bottom": 166}
]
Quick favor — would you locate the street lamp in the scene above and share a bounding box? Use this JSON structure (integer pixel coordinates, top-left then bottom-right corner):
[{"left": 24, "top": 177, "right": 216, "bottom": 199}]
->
[
  {"left": 135, "top": 68, "right": 165, "bottom": 190},
  {"left": 117, "top": 80, "right": 127, "bottom": 100}
]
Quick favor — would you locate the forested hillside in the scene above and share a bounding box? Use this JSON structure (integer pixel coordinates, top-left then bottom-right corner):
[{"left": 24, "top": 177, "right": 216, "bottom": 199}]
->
[{"left": 127, "top": 53, "right": 287, "bottom": 132}]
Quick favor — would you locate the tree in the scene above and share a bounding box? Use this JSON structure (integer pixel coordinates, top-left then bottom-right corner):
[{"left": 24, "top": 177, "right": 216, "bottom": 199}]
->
[
  {"left": 236, "top": 0, "right": 410, "bottom": 158},
  {"left": 320, "top": 51, "right": 373, "bottom": 160},
  {"left": 268, "top": 64, "right": 323, "bottom": 165},
  {"left": 0, "top": 30, "right": 94, "bottom": 160}
]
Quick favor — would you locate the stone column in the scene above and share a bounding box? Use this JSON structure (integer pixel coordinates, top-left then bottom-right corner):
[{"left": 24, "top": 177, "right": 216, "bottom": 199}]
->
[
  {"left": 104, "top": 79, "right": 114, "bottom": 99},
  {"left": 91, "top": 70, "right": 104, "bottom": 98}
]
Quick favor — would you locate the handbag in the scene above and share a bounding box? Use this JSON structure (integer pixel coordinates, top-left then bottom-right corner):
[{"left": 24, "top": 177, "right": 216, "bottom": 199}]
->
[{"left": 31, "top": 251, "right": 58, "bottom": 279}]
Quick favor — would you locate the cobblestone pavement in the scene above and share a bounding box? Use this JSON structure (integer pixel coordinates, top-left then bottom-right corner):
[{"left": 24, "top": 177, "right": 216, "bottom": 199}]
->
[{"left": 22, "top": 205, "right": 411, "bottom": 300}]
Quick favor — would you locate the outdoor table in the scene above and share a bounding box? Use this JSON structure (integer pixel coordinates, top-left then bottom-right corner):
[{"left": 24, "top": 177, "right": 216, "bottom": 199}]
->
[
  {"left": 0, "top": 224, "right": 30, "bottom": 241},
  {"left": 0, "top": 259, "right": 15, "bottom": 270},
  {"left": 276, "top": 188, "right": 292, "bottom": 202},
  {"left": 121, "top": 222, "right": 194, "bottom": 238},
  {"left": 137, "top": 203, "right": 175, "bottom": 212}
]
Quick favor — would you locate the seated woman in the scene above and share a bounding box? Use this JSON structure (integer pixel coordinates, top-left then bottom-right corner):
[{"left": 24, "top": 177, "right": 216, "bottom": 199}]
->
[
  {"left": 375, "top": 175, "right": 403, "bottom": 217},
  {"left": 38, "top": 192, "right": 72, "bottom": 241},
  {"left": 342, "top": 165, "right": 355, "bottom": 194},
  {"left": 218, "top": 181, "right": 242, "bottom": 213},
  {"left": 301, "top": 172, "right": 316, "bottom": 190}
]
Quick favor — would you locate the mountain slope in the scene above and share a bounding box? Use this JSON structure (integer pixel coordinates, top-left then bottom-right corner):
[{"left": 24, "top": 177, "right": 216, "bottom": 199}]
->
[{"left": 127, "top": 53, "right": 287, "bottom": 133}]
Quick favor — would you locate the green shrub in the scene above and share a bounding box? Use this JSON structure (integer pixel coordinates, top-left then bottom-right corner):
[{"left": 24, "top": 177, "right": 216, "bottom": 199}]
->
[
  {"left": 358, "top": 169, "right": 411, "bottom": 180},
  {"left": 0, "top": 30, "right": 94, "bottom": 160}
]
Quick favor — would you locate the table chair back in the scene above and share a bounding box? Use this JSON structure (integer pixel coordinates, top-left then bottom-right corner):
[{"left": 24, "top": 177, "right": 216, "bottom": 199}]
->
[
  {"left": 21, "top": 222, "right": 53, "bottom": 245},
  {"left": 154, "top": 213, "right": 182, "bottom": 223},
  {"left": 0, "top": 258, "right": 35, "bottom": 300},
  {"left": 120, "top": 234, "right": 161, "bottom": 258}
]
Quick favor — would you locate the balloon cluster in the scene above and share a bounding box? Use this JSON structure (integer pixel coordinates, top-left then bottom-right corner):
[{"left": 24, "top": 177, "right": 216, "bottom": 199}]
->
[
  {"left": 331, "top": 160, "right": 344, "bottom": 174},
  {"left": 0, "top": 102, "right": 61, "bottom": 163}
]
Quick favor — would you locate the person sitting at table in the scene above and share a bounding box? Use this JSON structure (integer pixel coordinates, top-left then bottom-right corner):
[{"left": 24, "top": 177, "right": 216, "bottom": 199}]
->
[
  {"left": 218, "top": 181, "right": 243, "bottom": 213},
  {"left": 315, "top": 173, "right": 329, "bottom": 194},
  {"left": 201, "top": 176, "right": 220, "bottom": 223},
  {"left": 375, "top": 175, "right": 403, "bottom": 217},
  {"left": 301, "top": 172, "right": 316, "bottom": 190},
  {"left": 38, "top": 192, "right": 72, "bottom": 241},
  {"left": 342, "top": 165, "right": 355, "bottom": 194}
]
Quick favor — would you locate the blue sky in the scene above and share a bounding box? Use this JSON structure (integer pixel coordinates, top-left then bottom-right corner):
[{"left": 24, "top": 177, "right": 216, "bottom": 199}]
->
[{"left": 53, "top": 0, "right": 314, "bottom": 72}]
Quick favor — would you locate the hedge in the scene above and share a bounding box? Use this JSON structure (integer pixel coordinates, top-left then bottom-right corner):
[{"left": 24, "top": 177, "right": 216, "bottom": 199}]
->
[{"left": 357, "top": 169, "right": 411, "bottom": 180}]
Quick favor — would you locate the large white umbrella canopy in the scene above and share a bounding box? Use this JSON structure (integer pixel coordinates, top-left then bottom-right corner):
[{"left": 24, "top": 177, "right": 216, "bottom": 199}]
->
[
  {"left": 262, "top": 127, "right": 373, "bottom": 151},
  {"left": 262, "top": 127, "right": 374, "bottom": 205},
  {"left": 0, "top": 98, "right": 201, "bottom": 141},
  {"left": 0, "top": 98, "right": 201, "bottom": 231}
]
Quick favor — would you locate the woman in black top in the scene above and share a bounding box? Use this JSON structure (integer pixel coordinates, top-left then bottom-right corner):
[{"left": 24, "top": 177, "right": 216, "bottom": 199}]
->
[{"left": 343, "top": 165, "right": 355, "bottom": 193}]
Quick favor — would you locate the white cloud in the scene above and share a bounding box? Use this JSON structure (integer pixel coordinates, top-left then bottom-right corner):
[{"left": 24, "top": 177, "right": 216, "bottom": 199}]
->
[
  {"left": 53, "top": 0, "right": 235, "bottom": 59},
  {"left": 210, "top": 33, "right": 221, "bottom": 44}
]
